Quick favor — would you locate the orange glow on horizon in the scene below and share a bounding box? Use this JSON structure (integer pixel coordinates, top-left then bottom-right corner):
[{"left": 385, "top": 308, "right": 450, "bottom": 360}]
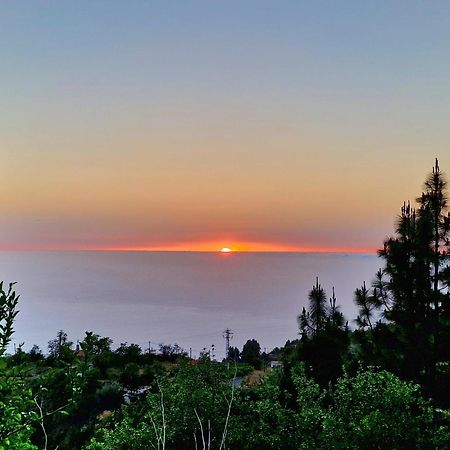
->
[
  {"left": 0, "top": 240, "right": 378, "bottom": 253},
  {"left": 93, "top": 240, "right": 376, "bottom": 253},
  {"left": 0, "top": 239, "right": 377, "bottom": 254},
  {"left": 0, "top": 241, "right": 378, "bottom": 253},
  {"left": 4, "top": 241, "right": 377, "bottom": 254}
]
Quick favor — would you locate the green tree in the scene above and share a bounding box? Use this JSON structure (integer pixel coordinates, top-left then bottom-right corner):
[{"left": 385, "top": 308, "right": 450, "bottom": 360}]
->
[
  {"left": 228, "top": 369, "right": 305, "bottom": 450},
  {"left": 0, "top": 282, "right": 19, "bottom": 355},
  {"left": 86, "top": 360, "right": 234, "bottom": 450},
  {"left": 320, "top": 369, "right": 449, "bottom": 449},
  {"left": 81, "top": 332, "right": 112, "bottom": 357},
  {"left": 0, "top": 282, "right": 37, "bottom": 449},
  {"left": 120, "top": 362, "right": 141, "bottom": 391}
]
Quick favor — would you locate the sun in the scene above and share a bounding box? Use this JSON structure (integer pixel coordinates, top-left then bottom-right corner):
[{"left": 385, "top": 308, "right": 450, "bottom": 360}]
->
[{"left": 220, "top": 247, "right": 232, "bottom": 253}]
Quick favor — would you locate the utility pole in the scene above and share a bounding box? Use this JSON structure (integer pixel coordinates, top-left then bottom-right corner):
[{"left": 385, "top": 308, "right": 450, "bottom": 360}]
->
[
  {"left": 223, "top": 328, "right": 233, "bottom": 360},
  {"left": 148, "top": 341, "right": 151, "bottom": 354}
]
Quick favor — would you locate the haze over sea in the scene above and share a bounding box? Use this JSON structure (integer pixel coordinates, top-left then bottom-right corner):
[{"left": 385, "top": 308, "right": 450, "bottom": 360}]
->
[{"left": 2, "top": 251, "right": 380, "bottom": 359}]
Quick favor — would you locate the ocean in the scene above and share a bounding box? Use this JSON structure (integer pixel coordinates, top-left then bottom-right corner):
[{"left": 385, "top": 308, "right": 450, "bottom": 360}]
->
[{"left": 1, "top": 251, "right": 381, "bottom": 359}]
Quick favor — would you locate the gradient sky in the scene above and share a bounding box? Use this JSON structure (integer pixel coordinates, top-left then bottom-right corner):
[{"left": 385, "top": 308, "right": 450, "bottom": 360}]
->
[{"left": 1, "top": 1, "right": 450, "bottom": 252}]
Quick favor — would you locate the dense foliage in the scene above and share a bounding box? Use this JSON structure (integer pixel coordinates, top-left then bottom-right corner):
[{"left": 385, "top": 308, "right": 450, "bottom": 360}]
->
[{"left": 86, "top": 363, "right": 448, "bottom": 450}]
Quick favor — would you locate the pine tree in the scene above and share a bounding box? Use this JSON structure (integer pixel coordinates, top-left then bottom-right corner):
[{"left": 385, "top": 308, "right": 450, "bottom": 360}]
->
[
  {"left": 354, "top": 282, "right": 376, "bottom": 330},
  {"left": 299, "top": 277, "right": 328, "bottom": 335},
  {"left": 375, "top": 160, "right": 450, "bottom": 386},
  {"left": 295, "top": 279, "right": 349, "bottom": 385}
]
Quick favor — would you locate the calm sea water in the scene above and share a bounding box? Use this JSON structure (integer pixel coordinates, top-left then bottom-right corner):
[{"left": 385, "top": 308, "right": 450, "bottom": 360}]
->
[{"left": 0, "top": 252, "right": 380, "bottom": 359}]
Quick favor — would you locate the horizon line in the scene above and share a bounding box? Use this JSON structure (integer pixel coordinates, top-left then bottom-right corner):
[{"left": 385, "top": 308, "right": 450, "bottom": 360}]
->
[{"left": 0, "top": 246, "right": 379, "bottom": 254}]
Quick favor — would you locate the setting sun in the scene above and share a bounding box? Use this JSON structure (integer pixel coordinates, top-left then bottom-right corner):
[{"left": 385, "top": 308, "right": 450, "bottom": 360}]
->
[{"left": 220, "top": 247, "right": 232, "bottom": 253}]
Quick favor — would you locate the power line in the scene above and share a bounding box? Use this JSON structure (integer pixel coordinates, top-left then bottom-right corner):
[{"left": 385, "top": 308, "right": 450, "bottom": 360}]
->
[{"left": 222, "top": 328, "right": 233, "bottom": 360}]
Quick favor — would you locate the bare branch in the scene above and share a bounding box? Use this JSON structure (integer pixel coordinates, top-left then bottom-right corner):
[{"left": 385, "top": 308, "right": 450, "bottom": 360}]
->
[
  {"left": 34, "top": 397, "right": 48, "bottom": 450},
  {"left": 219, "top": 363, "right": 237, "bottom": 450},
  {"left": 194, "top": 408, "right": 206, "bottom": 450}
]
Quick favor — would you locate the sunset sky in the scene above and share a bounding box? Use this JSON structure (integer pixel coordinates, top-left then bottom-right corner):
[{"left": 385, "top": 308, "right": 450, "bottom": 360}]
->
[{"left": 1, "top": 1, "right": 450, "bottom": 252}]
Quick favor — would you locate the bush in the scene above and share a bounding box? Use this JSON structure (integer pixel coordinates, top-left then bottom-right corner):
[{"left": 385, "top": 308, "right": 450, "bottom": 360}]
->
[{"left": 321, "top": 369, "right": 448, "bottom": 449}]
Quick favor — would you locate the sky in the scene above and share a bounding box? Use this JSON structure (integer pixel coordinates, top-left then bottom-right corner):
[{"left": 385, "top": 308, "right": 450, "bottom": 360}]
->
[{"left": 1, "top": 1, "right": 450, "bottom": 252}]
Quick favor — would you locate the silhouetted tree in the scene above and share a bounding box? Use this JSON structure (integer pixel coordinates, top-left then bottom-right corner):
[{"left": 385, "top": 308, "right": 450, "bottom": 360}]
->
[
  {"left": 293, "top": 282, "right": 349, "bottom": 386},
  {"left": 354, "top": 282, "right": 377, "bottom": 330},
  {"left": 228, "top": 346, "right": 240, "bottom": 362},
  {"left": 241, "top": 339, "right": 262, "bottom": 368},
  {"left": 158, "top": 343, "right": 187, "bottom": 361},
  {"left": 370, "top": 159, "right": 450, "bottom": 400},
  {"left": 29, "top": 344, "right": 44, "bottom": 362},
  {"left": 115, "top": 342, "right": 142, "bottom": 364},
  {"left": 48, "top": 329, "right": 73, "bottom": 359},
  {"left": 299, "top": 278, "right": 328, "bottom": 336},
  {"left": 327, "top": 287, "right": 345, "bottom": 329}
]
